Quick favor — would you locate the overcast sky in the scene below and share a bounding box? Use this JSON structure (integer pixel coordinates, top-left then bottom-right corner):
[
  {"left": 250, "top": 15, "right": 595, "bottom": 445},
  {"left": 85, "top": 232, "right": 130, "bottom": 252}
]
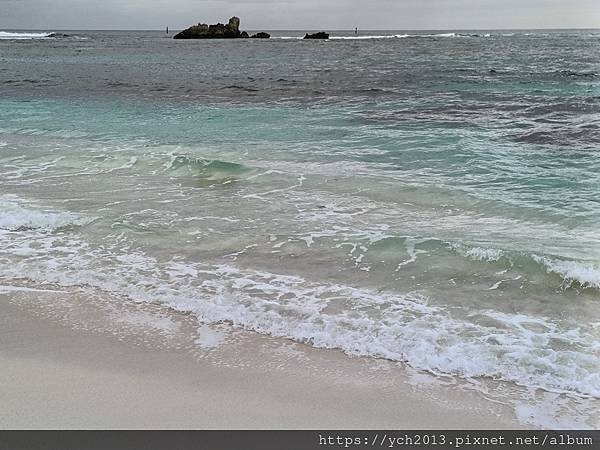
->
[{"left": 1, "top": 0, "right": 599, "bottom": 30}]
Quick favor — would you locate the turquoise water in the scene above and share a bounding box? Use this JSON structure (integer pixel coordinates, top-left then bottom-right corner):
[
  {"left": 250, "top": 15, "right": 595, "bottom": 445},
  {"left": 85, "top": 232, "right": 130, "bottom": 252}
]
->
[{"left": 0, "top": 30, "right": 599, "bottom": 421}]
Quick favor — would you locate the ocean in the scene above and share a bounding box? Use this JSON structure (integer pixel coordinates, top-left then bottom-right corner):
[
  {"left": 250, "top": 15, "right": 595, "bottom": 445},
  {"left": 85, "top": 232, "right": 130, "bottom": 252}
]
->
[{"left": 0, "top": 29, "right": 599, "bottom": 426}]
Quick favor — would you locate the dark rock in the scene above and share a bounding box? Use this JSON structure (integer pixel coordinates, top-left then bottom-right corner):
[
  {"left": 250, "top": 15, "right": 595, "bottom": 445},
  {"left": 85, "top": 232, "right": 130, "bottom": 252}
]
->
[
  {"left": 304, "top": 32, "right": 329, "bottom": 40},
  {"left": 250, "top": 32, "right": 271, "bottom": 39},
  {"left": 228, "top": 16, "right": 240, "bottom": 31},
  {"left": 241, "top": 31, "right": 249, "bottom": 38},
  {"left": 173, "top": 16, "right": 247, "bottom": 39}
]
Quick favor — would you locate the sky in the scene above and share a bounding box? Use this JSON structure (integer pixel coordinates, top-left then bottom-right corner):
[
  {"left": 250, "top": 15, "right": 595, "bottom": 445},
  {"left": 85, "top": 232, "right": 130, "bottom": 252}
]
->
[{"left": 1, "top": 0, "right": 599, "bottom": 30}]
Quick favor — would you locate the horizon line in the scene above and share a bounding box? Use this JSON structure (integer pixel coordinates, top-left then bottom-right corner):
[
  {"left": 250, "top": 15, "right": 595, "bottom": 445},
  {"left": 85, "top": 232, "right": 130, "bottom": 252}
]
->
[{"left": 2, "top": 26, "right": 599, "bottom": 32}]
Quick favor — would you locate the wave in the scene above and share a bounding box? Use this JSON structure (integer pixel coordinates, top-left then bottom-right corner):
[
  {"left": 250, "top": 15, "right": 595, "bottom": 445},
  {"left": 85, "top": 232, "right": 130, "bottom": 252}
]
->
[
  {"left": 329, "top": 35, "right": 403, "bottom": 40},
  {"left": 261, "top": 31, "right": 581, "bottom": 43},
  {"left": 0, "top": 31, "right": 51, "bottom": 40},
  {"left": 162, "top": 155, "right": 256, "bottom": 186},
  {"left": 397, "top": 32, "right": 457, "bottom": 38},
  {"left": 532, "top": 256, "right": 600, "bottom": 290},
  {"left": 362, "top": 236, "right": 600, "bottom": 292},
  {"left": 3, "top": 248, "right": 599, "bottom": 398},
  {"left": 273, "top": 32, "right": 556, "bottom": 41},
  {"left": 0, "top": 195, "right": 94, "bottom": 231},
  {"left": 274, "top": 33, "right": 475, "bottom": 40},
  {"left": 273, "top": 35, "right": 400, "bottom": 40},
  {"left": 163, "top": 155, "right": 254, "bottom": 180},
  {"left": 0, "top": 199, "right": 598, "bottom": 398},
  {"left": 396, "top": 32, "right": 492, "bottom": 38},
  {"left": 0, "top": 31, "right": 81, "bottom": 40},
  {"left": 451, "top": 243, "right": 600, "bottom": 290}
]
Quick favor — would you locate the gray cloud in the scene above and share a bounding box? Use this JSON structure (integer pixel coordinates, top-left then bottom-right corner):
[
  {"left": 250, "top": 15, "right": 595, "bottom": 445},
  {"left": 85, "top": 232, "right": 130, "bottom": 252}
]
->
[{"left": 0, "top": 0, "right": 599, "bottom": 30}]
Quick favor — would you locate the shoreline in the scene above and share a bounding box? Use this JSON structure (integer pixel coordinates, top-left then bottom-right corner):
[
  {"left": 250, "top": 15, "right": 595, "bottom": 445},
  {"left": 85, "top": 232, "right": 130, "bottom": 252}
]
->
[{"left": 0, "top": 286, "right": 527, "bottom": 429}]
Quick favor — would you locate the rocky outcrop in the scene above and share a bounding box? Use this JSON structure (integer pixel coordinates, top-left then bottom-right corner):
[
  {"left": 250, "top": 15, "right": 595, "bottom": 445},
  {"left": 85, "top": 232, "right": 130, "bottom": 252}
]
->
[
  {"left": 228, "top": 16, "right": 240, "bottom": 31},
  {"left": 304, "top": 32, "right": 329, "bottom": 40},
  {"left": 173, "top": 16, "right": 274, "bottom": 40},
  {"left": 250, "top": 32, "right": 271, "bottom": 39},
  {"left": 174, "top": 16, "right": 246, "bottom": 39}
]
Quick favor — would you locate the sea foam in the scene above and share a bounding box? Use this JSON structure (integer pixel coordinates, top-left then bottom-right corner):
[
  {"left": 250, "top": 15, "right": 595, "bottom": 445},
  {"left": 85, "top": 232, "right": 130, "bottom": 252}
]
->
[
  {"left": 533, "top": 256, "right": 600, "bottom": 290},
  {"left": 0, "top": 31, "right": 51, "bottom": 40},
  {"left": 1, "top": 213, "right": 598, "bottom": 398},
  {"left": 0, "top": 195, "right": 94, "bottom": 231}
]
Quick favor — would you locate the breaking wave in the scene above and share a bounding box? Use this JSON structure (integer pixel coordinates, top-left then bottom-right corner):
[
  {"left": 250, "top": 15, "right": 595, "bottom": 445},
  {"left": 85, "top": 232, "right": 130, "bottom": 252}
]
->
[
  {"left": 0, "top": 197, "right": 598, "bottom": 398},
  {"left": 0, "top": 195, "right": 94, "bottom": 231},
  {"left": 0, "top": 31, "right": 52, "bottom": 40},
  {"left": 453, "top": 243, "right": 600, "bottom": 290},
  {"left": 0, "top": 31, "right": 82, "bottom": 40},
  {"left": 275, "top": 32, "right": 495, "bottom": 40}
]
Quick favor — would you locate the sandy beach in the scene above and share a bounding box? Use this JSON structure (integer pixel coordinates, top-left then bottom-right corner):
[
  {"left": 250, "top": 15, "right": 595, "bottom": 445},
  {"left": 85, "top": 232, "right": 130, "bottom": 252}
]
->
[{"left": 0, "top": 286, "right": 527, "bottom": 429}]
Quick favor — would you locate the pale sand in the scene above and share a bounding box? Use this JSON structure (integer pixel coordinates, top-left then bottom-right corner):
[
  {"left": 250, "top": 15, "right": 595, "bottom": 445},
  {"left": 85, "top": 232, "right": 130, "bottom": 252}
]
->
[{"left": 0, "top": 287, "right": 525, "bottom": 429}]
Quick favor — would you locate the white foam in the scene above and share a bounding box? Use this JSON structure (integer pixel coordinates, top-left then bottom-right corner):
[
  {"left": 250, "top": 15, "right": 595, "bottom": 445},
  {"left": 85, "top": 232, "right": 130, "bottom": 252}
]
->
[
  {"left": 0, "top": 195, "right": 94, "bottom": 231},
  {"left": 396, "top": 238, "right": 426, "bottom": 269},
  {"left": 195, "top": 325, "right": 226, "bottom": 349},
  {"left": 329, "top": 35, "right": 400, "bottom": 40},
  {"left": 0, "top": 196, "right": 597, "bottom": 397},
  {"left": 487, "top": 280, "right": 504, "bottom": 290},
  {"left": 452, "top": 243, "right": 504, "bottom": 262},
  {"left": 397, "top": 32, "right": 458, "bottom": 38},
  {"left": 1, "top": 230, "right": 598, "bottom": 398},
  {"left": 464, "top": 246, "right": 504, "bottom": 261},
  {"left": 0, "top": 284, "right": 68, "bottom": 294},
  {"left": 533, "top": 256, "right": 600, "bottom": 289},
  {"left": 515, "top": 392, "right": 595, "bottom": 429},
  {"left": 430, "top": 33, "right": 457, "bottom": 38},
  {"left": 275, "top": 33, "right": 461, "bottom": 40},
  {"left": 114, "top": 311, "right": 179, "bottom": 333},
  {"left": 0, "top": 31, "right": 51, "bottom": 40}
]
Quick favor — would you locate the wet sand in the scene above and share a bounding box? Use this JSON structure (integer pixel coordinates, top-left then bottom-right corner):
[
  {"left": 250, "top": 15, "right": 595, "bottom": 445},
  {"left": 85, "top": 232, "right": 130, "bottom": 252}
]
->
[{"left": 0, "top": 288, "right": 525, "bottom": 429}]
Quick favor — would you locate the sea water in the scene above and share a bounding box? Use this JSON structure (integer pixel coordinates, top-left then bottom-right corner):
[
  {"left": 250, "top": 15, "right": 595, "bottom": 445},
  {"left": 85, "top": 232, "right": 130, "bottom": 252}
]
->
[{"left": 0, "top": 29, "right": 599, "bottom": 425}]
